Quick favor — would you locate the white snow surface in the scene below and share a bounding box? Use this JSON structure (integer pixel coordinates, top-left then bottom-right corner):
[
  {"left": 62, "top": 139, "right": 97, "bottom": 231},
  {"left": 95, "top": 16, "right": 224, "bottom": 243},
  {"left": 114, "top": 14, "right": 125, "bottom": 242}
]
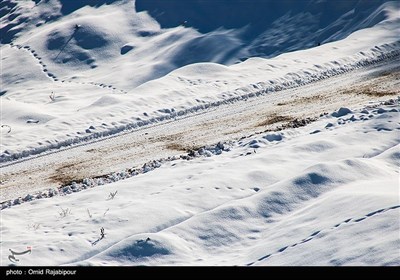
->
[
  {"left": 1, "top": 103, "right": 399, "bottom": 266},
  {"left": 1, "top": 0, "right": 400, "bottom": 161},
  {"left": 1, "top": 0, "right": 400, "bottom": 267}
]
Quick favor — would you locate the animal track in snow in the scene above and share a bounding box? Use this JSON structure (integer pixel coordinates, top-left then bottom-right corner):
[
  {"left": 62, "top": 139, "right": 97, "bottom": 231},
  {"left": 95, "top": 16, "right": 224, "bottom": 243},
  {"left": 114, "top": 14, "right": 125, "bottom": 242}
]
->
[
  {"left": 10, "top": 43, "right": 58, "bottom": 82},
  {"left": 246, "top": 204, "right": 400, "bottom": 266},
  {"left": 9, "top": 43, "right": 127, "bottom": 93}
]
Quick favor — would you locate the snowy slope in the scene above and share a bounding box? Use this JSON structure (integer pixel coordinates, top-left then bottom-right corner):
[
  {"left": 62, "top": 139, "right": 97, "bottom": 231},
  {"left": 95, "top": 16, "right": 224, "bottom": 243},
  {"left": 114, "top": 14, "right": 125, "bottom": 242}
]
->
[
  {"left": 1, "top": 0, "right": 400, "bottom": 267},
  {"left": 137, "top": 0, "right": 394, "bottom": 58},
  {"left": 1, "top": 102, "right": 398, "bottom": 266},
  {"left": 1, "top": 0, "right": 400, "bottom": 161}
]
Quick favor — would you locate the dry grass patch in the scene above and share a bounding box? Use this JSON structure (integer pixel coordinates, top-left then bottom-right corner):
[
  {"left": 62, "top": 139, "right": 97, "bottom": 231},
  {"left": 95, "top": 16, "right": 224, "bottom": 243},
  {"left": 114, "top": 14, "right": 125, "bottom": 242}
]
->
[{"left": 257, "top": 114, "right": 293, "bottom": 127}]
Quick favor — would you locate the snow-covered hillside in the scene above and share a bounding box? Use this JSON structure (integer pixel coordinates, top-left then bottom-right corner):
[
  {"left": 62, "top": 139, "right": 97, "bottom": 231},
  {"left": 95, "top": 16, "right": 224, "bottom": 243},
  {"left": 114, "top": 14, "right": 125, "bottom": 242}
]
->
[
  {"left": 0, "top": 0, "right": 399, "bottom": 267},
  {"left": 1, "top": 102, "right": 399, "bottom": 266},
  {"left": 137, "top": 0, "right": 393, "bottom": 58},
  {"left": 1, "top": 0, "right": 399, "bottom": 161}
]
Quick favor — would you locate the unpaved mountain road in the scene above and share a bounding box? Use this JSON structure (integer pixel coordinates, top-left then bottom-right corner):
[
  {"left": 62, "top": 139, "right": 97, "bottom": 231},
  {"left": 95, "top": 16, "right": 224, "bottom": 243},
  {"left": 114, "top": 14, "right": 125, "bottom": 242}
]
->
[{"left": 1, "top": 58, "right": 399, "bottom": 201}]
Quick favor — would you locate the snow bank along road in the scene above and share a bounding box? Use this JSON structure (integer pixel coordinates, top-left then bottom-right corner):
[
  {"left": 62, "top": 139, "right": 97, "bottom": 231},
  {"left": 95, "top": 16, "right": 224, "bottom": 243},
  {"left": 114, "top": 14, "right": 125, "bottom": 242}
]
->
[
  {"left": 1, "top": 72, "right": 399, "bottom": 266},
  {"left": 0, "top": 57, "right": 399, "bottom": 202}
]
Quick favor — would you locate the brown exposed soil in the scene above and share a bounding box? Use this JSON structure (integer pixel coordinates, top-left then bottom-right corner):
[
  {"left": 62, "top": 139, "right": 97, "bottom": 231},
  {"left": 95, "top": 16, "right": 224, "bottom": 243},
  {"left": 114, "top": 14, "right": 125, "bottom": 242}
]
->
[
  {"left": 49, "top": 161, "right": 86, "bottom": 186},
  {"left": 277, "top": 94, "right": 323, "bottom": 106},
  {"left": 257, "top": 114, "right": 293, "bottom": 127},
  {"left": 341, "top": 87, "right": 398, "bottom": 97}
]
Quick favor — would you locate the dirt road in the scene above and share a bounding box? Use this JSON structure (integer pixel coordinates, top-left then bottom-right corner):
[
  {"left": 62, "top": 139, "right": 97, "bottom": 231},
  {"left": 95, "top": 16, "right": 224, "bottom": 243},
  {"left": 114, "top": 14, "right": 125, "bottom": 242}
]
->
[{"left": 1, "top": 59, "right": 399, "bottom": 201}]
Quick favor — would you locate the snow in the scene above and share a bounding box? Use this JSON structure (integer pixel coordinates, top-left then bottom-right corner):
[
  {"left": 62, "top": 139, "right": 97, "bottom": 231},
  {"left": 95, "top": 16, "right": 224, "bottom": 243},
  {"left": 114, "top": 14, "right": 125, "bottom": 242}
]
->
[
  {"left": 137, "top": 0, "right": 394, "bottom": 58},
  {"left": 1, "top": 0, "right": 399, "bottom": 162},
  {"left": 1, "top": 102, "right": 399, "bottom": 266},
  {"left": 1, "top": 0, "right": 399, "bottom": 267}
]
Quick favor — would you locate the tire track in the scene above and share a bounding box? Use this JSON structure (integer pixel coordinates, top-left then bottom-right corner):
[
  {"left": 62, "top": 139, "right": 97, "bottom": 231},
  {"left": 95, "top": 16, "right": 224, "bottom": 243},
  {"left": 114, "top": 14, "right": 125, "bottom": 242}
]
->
[{"left": 0, "top": 61, "right": 398, "bottom": 205}]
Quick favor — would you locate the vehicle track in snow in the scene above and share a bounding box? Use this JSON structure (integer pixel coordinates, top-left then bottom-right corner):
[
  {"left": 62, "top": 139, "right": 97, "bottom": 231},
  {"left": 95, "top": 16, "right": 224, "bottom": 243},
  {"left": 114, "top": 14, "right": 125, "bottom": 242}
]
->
[
  {"left": 0, "top": 57, "right": 399, "bottom": 202},
  {"left": 2, "top": 42, "right": 399, "bottom": 165}
]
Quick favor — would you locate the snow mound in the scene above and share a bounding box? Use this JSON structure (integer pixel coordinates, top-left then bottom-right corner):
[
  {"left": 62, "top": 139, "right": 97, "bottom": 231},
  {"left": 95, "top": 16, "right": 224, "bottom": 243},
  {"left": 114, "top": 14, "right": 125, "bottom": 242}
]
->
[
  {"left": 332, "top": 107, "right": 352, "bottom": 117},
  {"left": 80, "top": 234, "right": 189, "bottom": 265}
]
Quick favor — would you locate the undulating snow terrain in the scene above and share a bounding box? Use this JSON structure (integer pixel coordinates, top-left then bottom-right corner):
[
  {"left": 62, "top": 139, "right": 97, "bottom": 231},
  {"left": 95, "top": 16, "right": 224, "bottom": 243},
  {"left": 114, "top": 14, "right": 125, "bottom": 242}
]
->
[
  {"left": 1, "top": 0, "right": 399, "bottom": 161},
  {"left": 1, "top": 102, "right": 399, "bottom": 266},
  {"left": 0, "top": 0, "right": 399, "bottom": 266}
]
